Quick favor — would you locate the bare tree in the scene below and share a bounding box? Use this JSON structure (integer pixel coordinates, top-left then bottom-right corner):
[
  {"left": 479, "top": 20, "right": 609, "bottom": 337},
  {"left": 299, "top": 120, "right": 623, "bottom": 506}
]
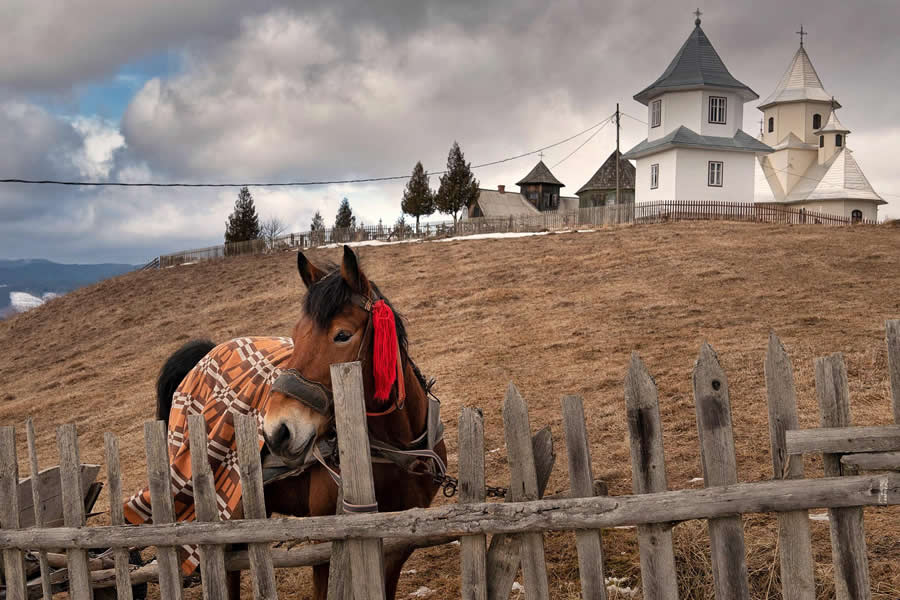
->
[{"left": 261, "top": 216, "right": 289, "bottom": 251}]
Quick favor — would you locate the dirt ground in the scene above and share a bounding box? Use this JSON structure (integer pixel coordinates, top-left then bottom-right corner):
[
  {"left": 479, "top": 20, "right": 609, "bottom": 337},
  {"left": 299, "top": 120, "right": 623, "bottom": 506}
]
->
[{"left": 1, "top": 221, "right": 899, "bottom": 599}]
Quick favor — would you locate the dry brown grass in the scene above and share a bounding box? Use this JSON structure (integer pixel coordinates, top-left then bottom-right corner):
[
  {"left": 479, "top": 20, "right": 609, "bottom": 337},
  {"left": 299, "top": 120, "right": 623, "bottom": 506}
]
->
[{"left": 1, "top": 221, "right": 899, "bottom": 599}]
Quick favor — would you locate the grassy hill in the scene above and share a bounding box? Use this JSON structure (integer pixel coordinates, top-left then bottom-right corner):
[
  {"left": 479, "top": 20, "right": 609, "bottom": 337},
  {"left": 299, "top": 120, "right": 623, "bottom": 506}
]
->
[{"left": 1, "top": 222, "right": 898, "bottom": 599}]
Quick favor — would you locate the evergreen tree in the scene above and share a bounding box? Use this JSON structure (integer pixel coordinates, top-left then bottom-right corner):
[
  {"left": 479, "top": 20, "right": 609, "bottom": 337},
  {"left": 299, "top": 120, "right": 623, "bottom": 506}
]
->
[
  {"left": 224, "top": 186, "right": 261, "bottom": 244},
  {"left": 401, "top": 161, "right": 435, "bottom": 233},
  {"left": 334, "top": 197, "right": 355, "bottom": 229},
  {"left": 435, "top": 142, "right": 479, "bottom": 225},
  {"left": 310, "top": 210, "right": 325, "bottom": 231}
]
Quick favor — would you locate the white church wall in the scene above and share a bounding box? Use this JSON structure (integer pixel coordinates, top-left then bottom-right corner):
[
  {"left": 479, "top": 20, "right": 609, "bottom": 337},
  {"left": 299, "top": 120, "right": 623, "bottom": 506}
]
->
[
  {"left": 649, "top": 91, "right": 702, "bottom": 142},
  {"left": 674, "top": 149, "right": 756, "bottom": 202},
  {"left": 634, "top": 151, "right": 677, "bottom": 202},
  {"left": 699, "top": 91, "right": 742, "bottom": 138}
]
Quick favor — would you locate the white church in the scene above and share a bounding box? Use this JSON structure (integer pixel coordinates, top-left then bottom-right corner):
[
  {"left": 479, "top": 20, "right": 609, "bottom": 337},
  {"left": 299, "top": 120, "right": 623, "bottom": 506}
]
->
[{"left": 624, "top": 13, "right": 884, "bottom": 221}]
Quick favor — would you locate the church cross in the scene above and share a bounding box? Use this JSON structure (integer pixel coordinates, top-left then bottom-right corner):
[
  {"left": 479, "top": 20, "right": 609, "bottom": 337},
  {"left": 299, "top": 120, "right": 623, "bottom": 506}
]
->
[
  {"left": 539, "top": 152, "right": 545, "bottom": 160},
  {"left": 693, "top": 8, "right": 702, "bottom": 25},
  {"left": 796, "top": 25, "right": 807, "bottom": 47}
]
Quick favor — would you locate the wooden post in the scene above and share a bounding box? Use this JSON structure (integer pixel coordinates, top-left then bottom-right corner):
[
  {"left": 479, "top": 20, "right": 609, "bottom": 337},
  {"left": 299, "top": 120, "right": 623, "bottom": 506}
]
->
[
  {"left": 692, "top": 344, "right": 750, "bottom": 600},
  {"left": 25, "top": 418, "right": 53, "bottom": 600},
  {"left": 104, "top": 433, "right": 135, "bottom": 600},
  {"left": 623, "top": 354, "right": 678, "bottom": 600},
  {"left": 501, "top": 383, "right": 549, "bottom": 600},
  {"left": 562, "top": 395, "right": 607, "bottom": 600},
  {"left": 331, "top": 361, "right": 385, "bottom": 600},
  {"left": 186, "top": 415, "right": 228, "bottom": 600},
  {"left": 144, "top": 421, "right": 184, "bottom": 600},
  {"left": 887, "top": 320, "right": 900, "bottom": 424},
  {"left": 815, "top": 354, "right": 871, "bottom": 600},
  {"left": 326, "top": 486, "right": 351, "bottom": 600},
  {"left": 459, "top": 408, "right": 488, "bottom": 600},
  {"left": 57, "top": 424, "right": 93, "bottom": 600},
  {"left": 764, "top": 334, "right": 815, "bottom": 600},
  {"left": 0, "top": 426, "right": 27, "bottom": 600}
]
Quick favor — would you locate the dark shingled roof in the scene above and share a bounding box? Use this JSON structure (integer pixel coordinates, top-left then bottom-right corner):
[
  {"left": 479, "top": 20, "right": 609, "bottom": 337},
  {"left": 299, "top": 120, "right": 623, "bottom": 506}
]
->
[
  {"left": 623, "top": 126, "right": 773, "bottom": 159},
  {"left": 516, "top": 160, "right": 564, "bottom": 187},
  {"left": 576, "top": 151, "right": 636, "bottom": 195},
  {"left": 634, "top": 23, "right": 758, "bottom": 105}
]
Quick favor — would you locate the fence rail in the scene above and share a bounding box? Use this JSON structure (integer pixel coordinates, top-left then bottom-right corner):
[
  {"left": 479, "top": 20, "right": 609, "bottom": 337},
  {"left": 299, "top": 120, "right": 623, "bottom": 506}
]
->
[
  {"left": 1, "top": 320, "right": 898, "bottom": 599},
  {"left": 152, "top": 200, "right": 878, "bottom": 268}
]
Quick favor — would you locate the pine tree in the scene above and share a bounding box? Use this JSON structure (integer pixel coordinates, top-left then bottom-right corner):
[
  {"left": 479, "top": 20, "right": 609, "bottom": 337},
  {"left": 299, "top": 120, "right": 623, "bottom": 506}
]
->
[
  {"left": 334, "top": 198, "right": 355, "bottom": 229},
  {"left": 435, "top": 142, "right": 479, "bottom": 225},
  {"left": 401, "top": 161, "right": 435, "bottom": 233},
  {"left": 224, "top": 186, "right": 261, "bottom": 244},
  {"left": 310, "top": 210, "right": 325, "bottom": 231}
]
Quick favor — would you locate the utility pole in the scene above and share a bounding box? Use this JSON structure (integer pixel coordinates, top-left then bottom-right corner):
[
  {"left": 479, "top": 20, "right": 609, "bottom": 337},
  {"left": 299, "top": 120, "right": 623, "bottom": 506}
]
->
[{"left": 615, "top": 103, "right": 621, "bottom": 205}]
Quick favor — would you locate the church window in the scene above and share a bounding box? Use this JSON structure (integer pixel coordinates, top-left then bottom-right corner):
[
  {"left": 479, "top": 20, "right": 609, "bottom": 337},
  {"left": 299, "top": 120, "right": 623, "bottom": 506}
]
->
[
  {"left": 768, "top": 117, "right": 774, "bottom": 133},
  {"left": 651, "top": 100, "right": 661, "bottom": 128},
  {"left": 708, "top": 96, "right": 727, "bottom": 124},
  {"left": 851, "top": 209, "right": 862, "bottom": 223},
  {"left": 708, "top": 161, "right": 723, "bottom": 187},
  {"left": 819, "top": 135, "right": 824, "bottom": 148},
  {"left": 836, "top": 134, "right": 843, "bottom": 147},
  {"left": 650, "top": 164, "right": 659, "bottom": 189},
  {"left": 813, "top": 114, "right": 822, "bottom": 129}
]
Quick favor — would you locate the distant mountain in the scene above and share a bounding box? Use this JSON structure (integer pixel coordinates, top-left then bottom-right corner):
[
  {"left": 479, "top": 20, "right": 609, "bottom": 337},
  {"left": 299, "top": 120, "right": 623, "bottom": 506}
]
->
[{"left": 0, "top": 259, "right": 135, "bottom": 318}]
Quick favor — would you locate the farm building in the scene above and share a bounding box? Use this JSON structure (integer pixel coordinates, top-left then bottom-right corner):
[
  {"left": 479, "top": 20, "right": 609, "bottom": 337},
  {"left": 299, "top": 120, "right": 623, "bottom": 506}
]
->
[
  {"left": 467, "top": 160, "right": 579, "bottom": 218},
  {"left": 575, "top": 150, "right": 636, "bottom": 207}
]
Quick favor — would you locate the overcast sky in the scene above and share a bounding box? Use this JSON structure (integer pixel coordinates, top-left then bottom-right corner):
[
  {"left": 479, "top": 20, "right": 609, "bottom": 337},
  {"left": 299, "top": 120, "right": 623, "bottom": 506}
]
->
[{"left": 1, "top": 0, "right": 898, "bottom": 264}]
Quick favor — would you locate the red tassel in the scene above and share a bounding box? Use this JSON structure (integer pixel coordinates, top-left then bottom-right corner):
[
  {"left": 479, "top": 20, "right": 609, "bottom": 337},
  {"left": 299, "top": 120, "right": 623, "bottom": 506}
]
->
[{"left": 372, "top": 300, "right": 398, "bottom": 403}]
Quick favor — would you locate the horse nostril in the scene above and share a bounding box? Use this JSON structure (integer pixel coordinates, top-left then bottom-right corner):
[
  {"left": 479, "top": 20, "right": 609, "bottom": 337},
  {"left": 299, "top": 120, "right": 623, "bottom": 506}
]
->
[{"left": 268, "top": 423, "right": 291, "bottom": 449}]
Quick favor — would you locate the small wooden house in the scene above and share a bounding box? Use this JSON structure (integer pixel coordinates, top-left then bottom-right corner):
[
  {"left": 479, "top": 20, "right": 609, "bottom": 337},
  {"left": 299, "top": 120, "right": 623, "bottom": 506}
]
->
[{"left": 575, "top": 151, "right": 636, "bottom": 207}]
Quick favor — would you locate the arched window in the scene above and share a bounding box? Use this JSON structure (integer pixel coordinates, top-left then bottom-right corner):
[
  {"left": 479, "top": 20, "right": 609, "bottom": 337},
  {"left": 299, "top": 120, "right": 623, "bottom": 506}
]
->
[
  {"left": 813, "top": 114, "right": 822, "bottom": 129},
  {"left": 768, "top": 117, "right": 774, "bottom": 133},
  {"left": 836, "top": 134, "right": 843, "bottom": 147},
  {"left": 819, "top": 135, "right": 824, "bottom": 148},
  {"left": 851, "top": 209, "right": 863, "bottom": 224}
]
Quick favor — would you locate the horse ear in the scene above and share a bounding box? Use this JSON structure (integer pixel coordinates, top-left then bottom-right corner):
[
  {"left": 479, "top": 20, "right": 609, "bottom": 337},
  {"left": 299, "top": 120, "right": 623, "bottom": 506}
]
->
[
  {"left": 297, "top": 251, "right": 326, "bottom": 289},
  {"left": 340, "top": 245, "right": 369, "bottom": 294}
]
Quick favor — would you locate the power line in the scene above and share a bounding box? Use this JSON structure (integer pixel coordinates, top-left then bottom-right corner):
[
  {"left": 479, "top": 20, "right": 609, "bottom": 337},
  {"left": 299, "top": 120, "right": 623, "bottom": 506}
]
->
[
  {"left": 622, "top": 112, "right": 647, "bottom": 125},
  {"left": 551, "top": 114, "right": 614, "bottom": 168},
  {"left": 0, "top": 116, "right": 613, "bottom": 190}
]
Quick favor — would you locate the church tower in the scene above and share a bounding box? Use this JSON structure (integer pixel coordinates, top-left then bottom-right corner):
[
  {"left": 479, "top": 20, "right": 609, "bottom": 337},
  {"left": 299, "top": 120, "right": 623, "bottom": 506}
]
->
[
  {"left": 624, "top": 11, "right": 772, "bottom": 202},
  {"left": 755, "top": 29, "right": 884, "bottom": 221}
]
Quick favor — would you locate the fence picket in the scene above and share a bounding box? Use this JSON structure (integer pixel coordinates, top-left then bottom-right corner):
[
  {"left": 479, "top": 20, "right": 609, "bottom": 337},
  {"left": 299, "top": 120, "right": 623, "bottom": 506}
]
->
[
  {"left": 144, "top": 421, "right": 184, "bottom": 600},
  {"left": 104, "top": 432, "right": 135, "bottom": 600},
  {"left": 561, "top": 395, "right": 607, "bottom": 600},
  {"left": 0, "top": 426, "right": 27, "bottom": 600},
  {"left": 459, "top": 408, "right": 488, "bottom": 600},
  {"left": 326, "top": 486, "right": 351, "bottom": 600},
  {"left": 623, "top": 354, "right": 678, "bottom": 600},
  {"left": 501, "top": 383, "right": 550, "bottom": 600},
  {"left": 886, "top": 320, "right": 900, "bottom": 423},
  {"left": 186, "top": 415, "right": 228, "bottom": 600},
  {"left": 331, "top": 362, "right": 385, "bottom": 600},
  {"left": 692, "top": 344, "right": 750, "bottom": 600},
  {"left": 25, "top": 418, "right": 53, "bottom": 600},
  {"left": 764, "top": 334, "right": 815, "bottom": 599},
  {"left": 57, "top": 424, "right": 93, "bottom": 600},
  {"left": 815, "top": 354, "right": 872, "bottom": 600}
]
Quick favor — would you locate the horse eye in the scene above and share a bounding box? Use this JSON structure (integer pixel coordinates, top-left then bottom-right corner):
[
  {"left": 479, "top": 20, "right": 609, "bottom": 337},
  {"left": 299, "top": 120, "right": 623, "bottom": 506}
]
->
[{"left": 333, "top": 330, "right": 352, "bottom": 343}]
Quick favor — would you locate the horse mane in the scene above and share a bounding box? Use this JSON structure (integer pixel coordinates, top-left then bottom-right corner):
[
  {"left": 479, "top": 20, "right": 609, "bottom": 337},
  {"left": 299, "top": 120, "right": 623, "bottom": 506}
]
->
[{"left": 303, "top": 263, "right": 408, "bottom": 352}]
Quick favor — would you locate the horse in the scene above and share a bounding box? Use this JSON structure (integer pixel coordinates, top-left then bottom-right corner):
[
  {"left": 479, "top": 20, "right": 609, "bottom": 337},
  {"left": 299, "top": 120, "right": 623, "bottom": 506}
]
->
[{"left": 153, "top": 245, "right": 447, "bottom": 599}]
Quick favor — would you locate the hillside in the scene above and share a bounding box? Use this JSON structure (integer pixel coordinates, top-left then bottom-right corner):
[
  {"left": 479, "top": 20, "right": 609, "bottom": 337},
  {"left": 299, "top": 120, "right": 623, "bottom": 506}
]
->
[{"left": 1, "top": 222, "right": 899, "bottom": 599}]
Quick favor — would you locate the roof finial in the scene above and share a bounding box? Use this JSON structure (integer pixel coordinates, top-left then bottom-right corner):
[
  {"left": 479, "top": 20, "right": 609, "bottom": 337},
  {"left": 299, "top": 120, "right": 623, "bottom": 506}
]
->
[
  {"left": 538, "top": 151, "right": 545, "bottom": 161},
  {"left": 693, "top": 8, "right": 702, "bottom": 26},
  {"left": 796, "top": 25, "right": 807, "bottom": 47}
]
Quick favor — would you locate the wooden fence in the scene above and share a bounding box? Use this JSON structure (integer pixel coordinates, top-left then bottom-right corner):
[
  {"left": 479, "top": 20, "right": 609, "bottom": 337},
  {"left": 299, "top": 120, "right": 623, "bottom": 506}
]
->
[
  {"left": 2, "top": 320, "right": 899, "bottom": 599},
  {"left": 150, "top": 200, "right": 878, "bottom": 268}
]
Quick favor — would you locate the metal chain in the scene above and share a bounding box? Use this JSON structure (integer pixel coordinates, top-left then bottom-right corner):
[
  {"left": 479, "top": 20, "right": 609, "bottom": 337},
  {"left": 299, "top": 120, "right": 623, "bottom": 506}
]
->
[{"left": 433, "top": 473, "right": 507, "bottom": 499}]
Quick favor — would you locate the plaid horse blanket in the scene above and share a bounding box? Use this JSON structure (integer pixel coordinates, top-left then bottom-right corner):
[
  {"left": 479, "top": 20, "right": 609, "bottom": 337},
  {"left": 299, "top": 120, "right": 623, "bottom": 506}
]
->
[{"left": 124, "top": 336, "right": 294, "bottom": 575}]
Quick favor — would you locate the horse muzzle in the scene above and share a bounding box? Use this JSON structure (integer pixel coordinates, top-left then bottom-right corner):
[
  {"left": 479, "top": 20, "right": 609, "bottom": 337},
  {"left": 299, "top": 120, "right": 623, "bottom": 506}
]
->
[{"left": 262, "top": 419, "right": 318, "bottom": 466}]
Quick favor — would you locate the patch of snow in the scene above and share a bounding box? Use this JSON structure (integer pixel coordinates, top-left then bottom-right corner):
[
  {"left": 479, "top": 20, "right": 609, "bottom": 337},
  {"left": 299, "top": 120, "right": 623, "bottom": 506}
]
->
[
  {"left": 436, "top": 231, "right": 551, "bottom": 243},
  {"left": 10, "top": 291, "right": 44, "bottom": 311},
  {"left": 511, "top": 581, "right": 525, "bottom": 596},
  {"left": 408, "top": 586, "right": 433, "bottom": 598},
  {"left": 488, "top": 447, "right": 501, "bottom": 454},
  {"left": 689, "top": 477, "right": 704, "bottom": 484},
  {"left": 809, "top": 512, "right": 830, "bottom": 521},
  {"left": 605, "top": 576, "right": 639, "bottom": 597},
  {"left": 401, "top": 569, "right": 417, "bottom": 575},
  {"left": 180, "top": 261, "right": 198, "bottom": 266},
  {"left": 576, "top": 229, "right": 597, "bottom": 233},
  {"left": 450, "top": 540, "right": 460, "bottom": 546},
  {"left": 612, "top": 525, "right": 636, "bottom": 530}
]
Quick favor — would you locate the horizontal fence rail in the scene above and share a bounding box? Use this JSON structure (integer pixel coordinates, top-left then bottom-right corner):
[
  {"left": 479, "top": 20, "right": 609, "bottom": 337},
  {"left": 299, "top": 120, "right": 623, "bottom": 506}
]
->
[{"left": 152, "top": 200, "right": 879, "bottom": 267}]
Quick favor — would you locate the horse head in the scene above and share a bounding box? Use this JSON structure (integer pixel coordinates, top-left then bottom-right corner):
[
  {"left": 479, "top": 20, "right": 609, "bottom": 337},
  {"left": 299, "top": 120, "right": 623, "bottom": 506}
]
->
[{"left": 262, "top": 245, "right": 408, "bottom": 466}]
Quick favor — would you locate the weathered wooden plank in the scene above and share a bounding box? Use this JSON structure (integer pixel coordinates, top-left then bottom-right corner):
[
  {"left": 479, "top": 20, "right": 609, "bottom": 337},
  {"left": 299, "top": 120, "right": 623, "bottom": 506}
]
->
[
  {"left": 325, "top": 486, "right": 351, "bottom": 600},
  {"left": 562, "top": 395, "right": 607, "bottom": 600},
  {"left": 692, "top": 344, "right": 750, "bottom": 600},
  {"left": 887, "top": 320, "right": 900, "bottom": 423},
  {"left": 0, "top": 426, "right": 27, "bottom": 600},
  {"left": 331, "top": 362, "right": 385, "bottom": 600},
  {"left": 841, "top": 452, "right": 900, "bottom": 471},
  {"left": 485, "top": 427, "right": 554, "bottom": 600},
  {"left": 186, "top": 415, "right": 228, "bottom": 600},
  {"left": 786, "top": 425, "right": 900, "bottom": 455},
  {"left": 104, "top": 433, "right": 135, "bottom": 600},
  {"left": 459, "top": 408, "right": 488, "bottom": 600},
  {"left": 144, "top": 421, "right": 184, "bottom": 600},
  {"left": 764, "top": 334, "right": 815, "bottom": 600},
  {"left": 56, "top": 424, "right": 92, "bottom": 600},
  {"left": 16, "top": 464, "right": 101, "bottom": 529},
  {"left": 623, "top": 354, "right": 678, "bottom": 600},
  {"left": 501, "top": 383, "right": 549, "bottom": 600},
  {"left": 2, "top": 473, "right": 899, "bottom": 551},
  {"left": 24, "top": 419, "right": 52, "bottom": 600},
  {"left": 815, "top": 353, "right": 871, "bottom": 600},
  {"left": 234, "top": 414, "right": 277, "bottom": 600}
]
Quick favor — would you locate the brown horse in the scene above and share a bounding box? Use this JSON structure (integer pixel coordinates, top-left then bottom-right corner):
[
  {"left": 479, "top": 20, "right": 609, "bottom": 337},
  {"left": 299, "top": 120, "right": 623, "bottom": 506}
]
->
[{"left": 155, "top": 246, "right": 447, "bottom": 599}]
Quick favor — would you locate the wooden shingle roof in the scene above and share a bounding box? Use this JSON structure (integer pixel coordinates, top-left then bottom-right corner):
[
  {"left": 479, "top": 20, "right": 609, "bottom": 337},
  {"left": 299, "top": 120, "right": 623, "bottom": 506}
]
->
[
  {"left": 576, "top": 151, "right": 636, "bottom": 195},
  {"left": 516, "top": 160, "right": 564, "bottom": 187}
]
